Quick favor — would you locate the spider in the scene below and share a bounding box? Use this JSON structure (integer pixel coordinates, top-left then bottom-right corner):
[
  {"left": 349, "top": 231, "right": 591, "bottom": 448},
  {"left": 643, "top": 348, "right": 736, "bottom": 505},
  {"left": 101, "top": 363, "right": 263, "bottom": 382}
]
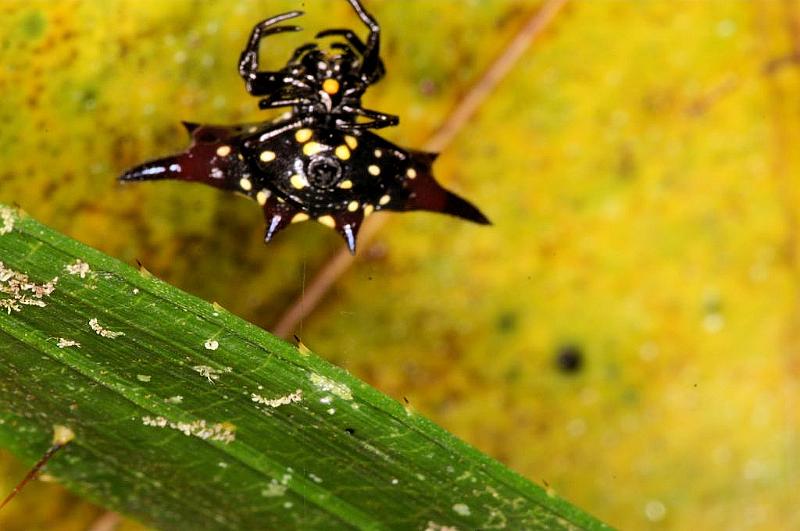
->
[{"left": 120, "top": 0, "right": 489, "bottom": 254}]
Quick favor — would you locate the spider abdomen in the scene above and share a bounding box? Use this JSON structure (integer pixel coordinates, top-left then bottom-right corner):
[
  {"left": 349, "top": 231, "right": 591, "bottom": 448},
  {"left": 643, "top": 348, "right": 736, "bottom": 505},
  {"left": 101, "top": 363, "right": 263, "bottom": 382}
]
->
[{"left": 245, "top": 125, "right": 413, "bottom": 216}]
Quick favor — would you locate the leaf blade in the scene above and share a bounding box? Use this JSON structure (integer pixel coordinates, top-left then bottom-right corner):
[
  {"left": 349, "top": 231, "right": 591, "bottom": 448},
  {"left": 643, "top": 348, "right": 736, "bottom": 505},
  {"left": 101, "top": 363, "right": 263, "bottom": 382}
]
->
[{"left": 0, "top": 205, "right": 608, "bottom": 530}]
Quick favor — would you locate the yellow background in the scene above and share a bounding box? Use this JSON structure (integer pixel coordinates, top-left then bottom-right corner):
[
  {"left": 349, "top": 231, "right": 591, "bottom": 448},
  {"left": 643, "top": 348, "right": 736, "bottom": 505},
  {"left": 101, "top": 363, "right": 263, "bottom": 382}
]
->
[{"left": 1, "top": 0, "right": 797, "bottom": 529}]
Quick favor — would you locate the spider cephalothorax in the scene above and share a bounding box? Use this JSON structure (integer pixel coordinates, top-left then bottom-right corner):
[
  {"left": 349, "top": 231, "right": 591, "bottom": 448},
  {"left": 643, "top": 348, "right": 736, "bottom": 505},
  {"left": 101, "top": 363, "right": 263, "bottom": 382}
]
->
[{"left": 120, "top": 0, "right": 489, "bottom": 254}]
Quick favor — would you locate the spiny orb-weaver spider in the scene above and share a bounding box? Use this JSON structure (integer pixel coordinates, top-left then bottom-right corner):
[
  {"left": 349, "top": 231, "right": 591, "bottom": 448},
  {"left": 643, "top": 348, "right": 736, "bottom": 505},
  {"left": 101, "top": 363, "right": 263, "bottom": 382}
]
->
[{"left": 120, "top": 0, "right": 489, "bottom": 254}]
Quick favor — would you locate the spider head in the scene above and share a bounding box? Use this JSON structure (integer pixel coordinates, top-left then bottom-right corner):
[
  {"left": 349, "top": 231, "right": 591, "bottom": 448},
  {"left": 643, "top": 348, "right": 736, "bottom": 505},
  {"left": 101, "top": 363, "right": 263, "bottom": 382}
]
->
[{"left": 288, "top": 45, "right": 363, "bottom": 110}]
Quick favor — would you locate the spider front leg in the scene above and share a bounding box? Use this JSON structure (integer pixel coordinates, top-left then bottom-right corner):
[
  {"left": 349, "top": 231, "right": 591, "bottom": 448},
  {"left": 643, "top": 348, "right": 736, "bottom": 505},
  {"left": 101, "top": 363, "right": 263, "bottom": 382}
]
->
[
  {"left": 238, "top": 10, "right": 305, "bottom": 96},
  {"left": 317, "top": 28, "right": 367, "bottom": 53},
  {"left": 287, "top": 43, "right": 319, "bottom": 64},
  {"left": 316, "top": 28, "right": 385, "bottom": 83},
  {"left": 343, "top": 0, "right": 383, "bottom": 83}
]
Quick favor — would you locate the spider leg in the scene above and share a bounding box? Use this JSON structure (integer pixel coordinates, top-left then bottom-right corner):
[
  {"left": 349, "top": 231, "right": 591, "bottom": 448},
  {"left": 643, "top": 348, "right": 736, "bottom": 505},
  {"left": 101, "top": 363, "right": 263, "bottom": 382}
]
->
[
  {"left": 238, "top": 11, "right": 305, "bottom": 96},
  {"left": 258, "top": 97, "right": 317, "bottom": 110},
  {"left": 256, "top": 80, "right": 317, "bottom": 109},
  {"left": 288, "top": 43, "right": 319, "bottom": 64},
  {"left": 317, "top": 28, "right": 367, "bottom": 53},
  {"left": 343, "top": 0, "right": 383, "bottom": 83},
  {"left": 338, "top": 105, "right": 399, "bottom": 130},
  {"left": 330, "top": 42, "right": 358, "bottom": 59},
  {"left": 318, "top": 28, "right": 385, "bottom": 82},
  {"left": 253, "top": 117, "right": 316, "bottom": 143},
  {"left": 339, "top": 120, "right": 395, "bottom": 131}
]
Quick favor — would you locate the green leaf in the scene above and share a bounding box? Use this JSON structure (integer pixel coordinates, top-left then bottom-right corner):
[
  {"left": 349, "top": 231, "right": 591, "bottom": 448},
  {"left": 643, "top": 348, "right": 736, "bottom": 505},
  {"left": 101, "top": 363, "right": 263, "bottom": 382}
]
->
[{"left": 0, "top": 204, "right": 608, "bottom": 529}]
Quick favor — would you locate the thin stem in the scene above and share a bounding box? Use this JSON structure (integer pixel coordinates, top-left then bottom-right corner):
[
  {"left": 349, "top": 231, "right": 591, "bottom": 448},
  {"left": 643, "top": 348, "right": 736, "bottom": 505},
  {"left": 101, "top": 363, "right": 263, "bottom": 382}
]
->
[{"left": 0, "top": 443, "right": 69, "bottom": 512}]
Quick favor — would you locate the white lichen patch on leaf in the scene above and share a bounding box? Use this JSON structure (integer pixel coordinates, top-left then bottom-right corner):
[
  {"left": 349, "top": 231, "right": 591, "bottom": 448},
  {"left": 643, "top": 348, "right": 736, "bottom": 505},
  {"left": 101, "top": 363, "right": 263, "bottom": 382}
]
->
[
  {"left": 452, "top": 503, "right": 471, "bottom": 516},
  {"left": 56, "top": 337, "right": 80, "bottom": 348},
  {"left": 251, "top": 389, "right": 303, "bottom": 408},
  {"left": 361, "top": 441, "right": 391, "bottom": 461},
  {"left": 204, "top": 339, "right": 219, "bottom": 350},
  {"left": 141, "top": 416, "right": 235, "bottom": 444},
  {"left": 482, "top": 508, "right": 508, "bottom": 529},
  {"left": 164, "top": 395, "right": 183, "bottom": 404},
  {"left": 261, "top": 479, "right": 288, "bottom": 497},
  {"left": 65, "top": 259, "right": 91, "bottom": 278},
  {"left": 425, "top": 522, "right": 459, "bottom": 531},
  {"left": 192, "top": 365, "right": 231, "bottom": 383},
  {"left": 309, "top": 373, "right": 353, "bottom": 400},
  {"left": 0, "top": 262, "right": 58, "bottom": 314},
  {"left": 88, "top": 318, "right": 125, "bottom": 338},
  {"left": 0, "top": 206, "right": 16, "bottom": 235}
]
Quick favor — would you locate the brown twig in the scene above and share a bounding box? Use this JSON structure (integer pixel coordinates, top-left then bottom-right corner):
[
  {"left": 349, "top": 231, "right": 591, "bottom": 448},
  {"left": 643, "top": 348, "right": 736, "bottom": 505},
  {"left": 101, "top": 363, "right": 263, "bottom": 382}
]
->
[
  {"left": 272, "top": 0, "right": 570, "bottom": 338},
  {"left": 0, "top": 426, "right": 74, "bottom": 512},
  {"left": 0, "top": 446, "right": 63, "bottom": 511}
]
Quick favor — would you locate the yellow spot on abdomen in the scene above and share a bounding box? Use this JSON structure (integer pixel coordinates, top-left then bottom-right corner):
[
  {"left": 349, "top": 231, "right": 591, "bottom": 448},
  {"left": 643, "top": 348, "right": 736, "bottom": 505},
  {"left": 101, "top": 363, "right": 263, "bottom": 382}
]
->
[
  {"left": 374, "top": 149, "right": 383, "bottom": 158},
  {"left": 338, "top": 179, "right": 353, "bottom": 189},
  {"left": 303, "top": 142, "right": 325, "bottom": 157},
  {"left": 295, "top": 128, "right": 313, "bottom": 143},
  {"left": 216, "top": 145, "right": 231, "bottom": 157},
  {"left": 335, "top": 145, "right": 351, "bottom": 160},
  {"left": 406, "top": 168, "right": 417, "bottom": 179},
  {"left": 256, "top": 189, "right": 271, "bottom": 206},
  {"left": 260, "top": 151, "right": 276, "bottom": 162},
  {"left": 317, "top": 215, "right": 336, "bottom": 228},
  {"left": 239, "top": 178, "right": 253, "bottom": 191},
  {"left": 347, "top": 200, "right": 359, "bottom": 212},
  {"left": 322, "top": 78, "right": 340, "bottom": 95},
  {"left": 291, "top": 213, "right": 309, "bottom": 223},
  {"left": 363, "top": 204, "right": 374, "bottom": 217},
  {"left": 368, "top": 165, "right": 380, "bottom": 176},
  {"left": 345, "top": 135, "right": 358, "bottom": 149},
  {"left": 379, "top": 194, "right": 391, "bottom": 206},
  {"left": 290, "top": 174, "right": 308, "bottom": 190}
]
